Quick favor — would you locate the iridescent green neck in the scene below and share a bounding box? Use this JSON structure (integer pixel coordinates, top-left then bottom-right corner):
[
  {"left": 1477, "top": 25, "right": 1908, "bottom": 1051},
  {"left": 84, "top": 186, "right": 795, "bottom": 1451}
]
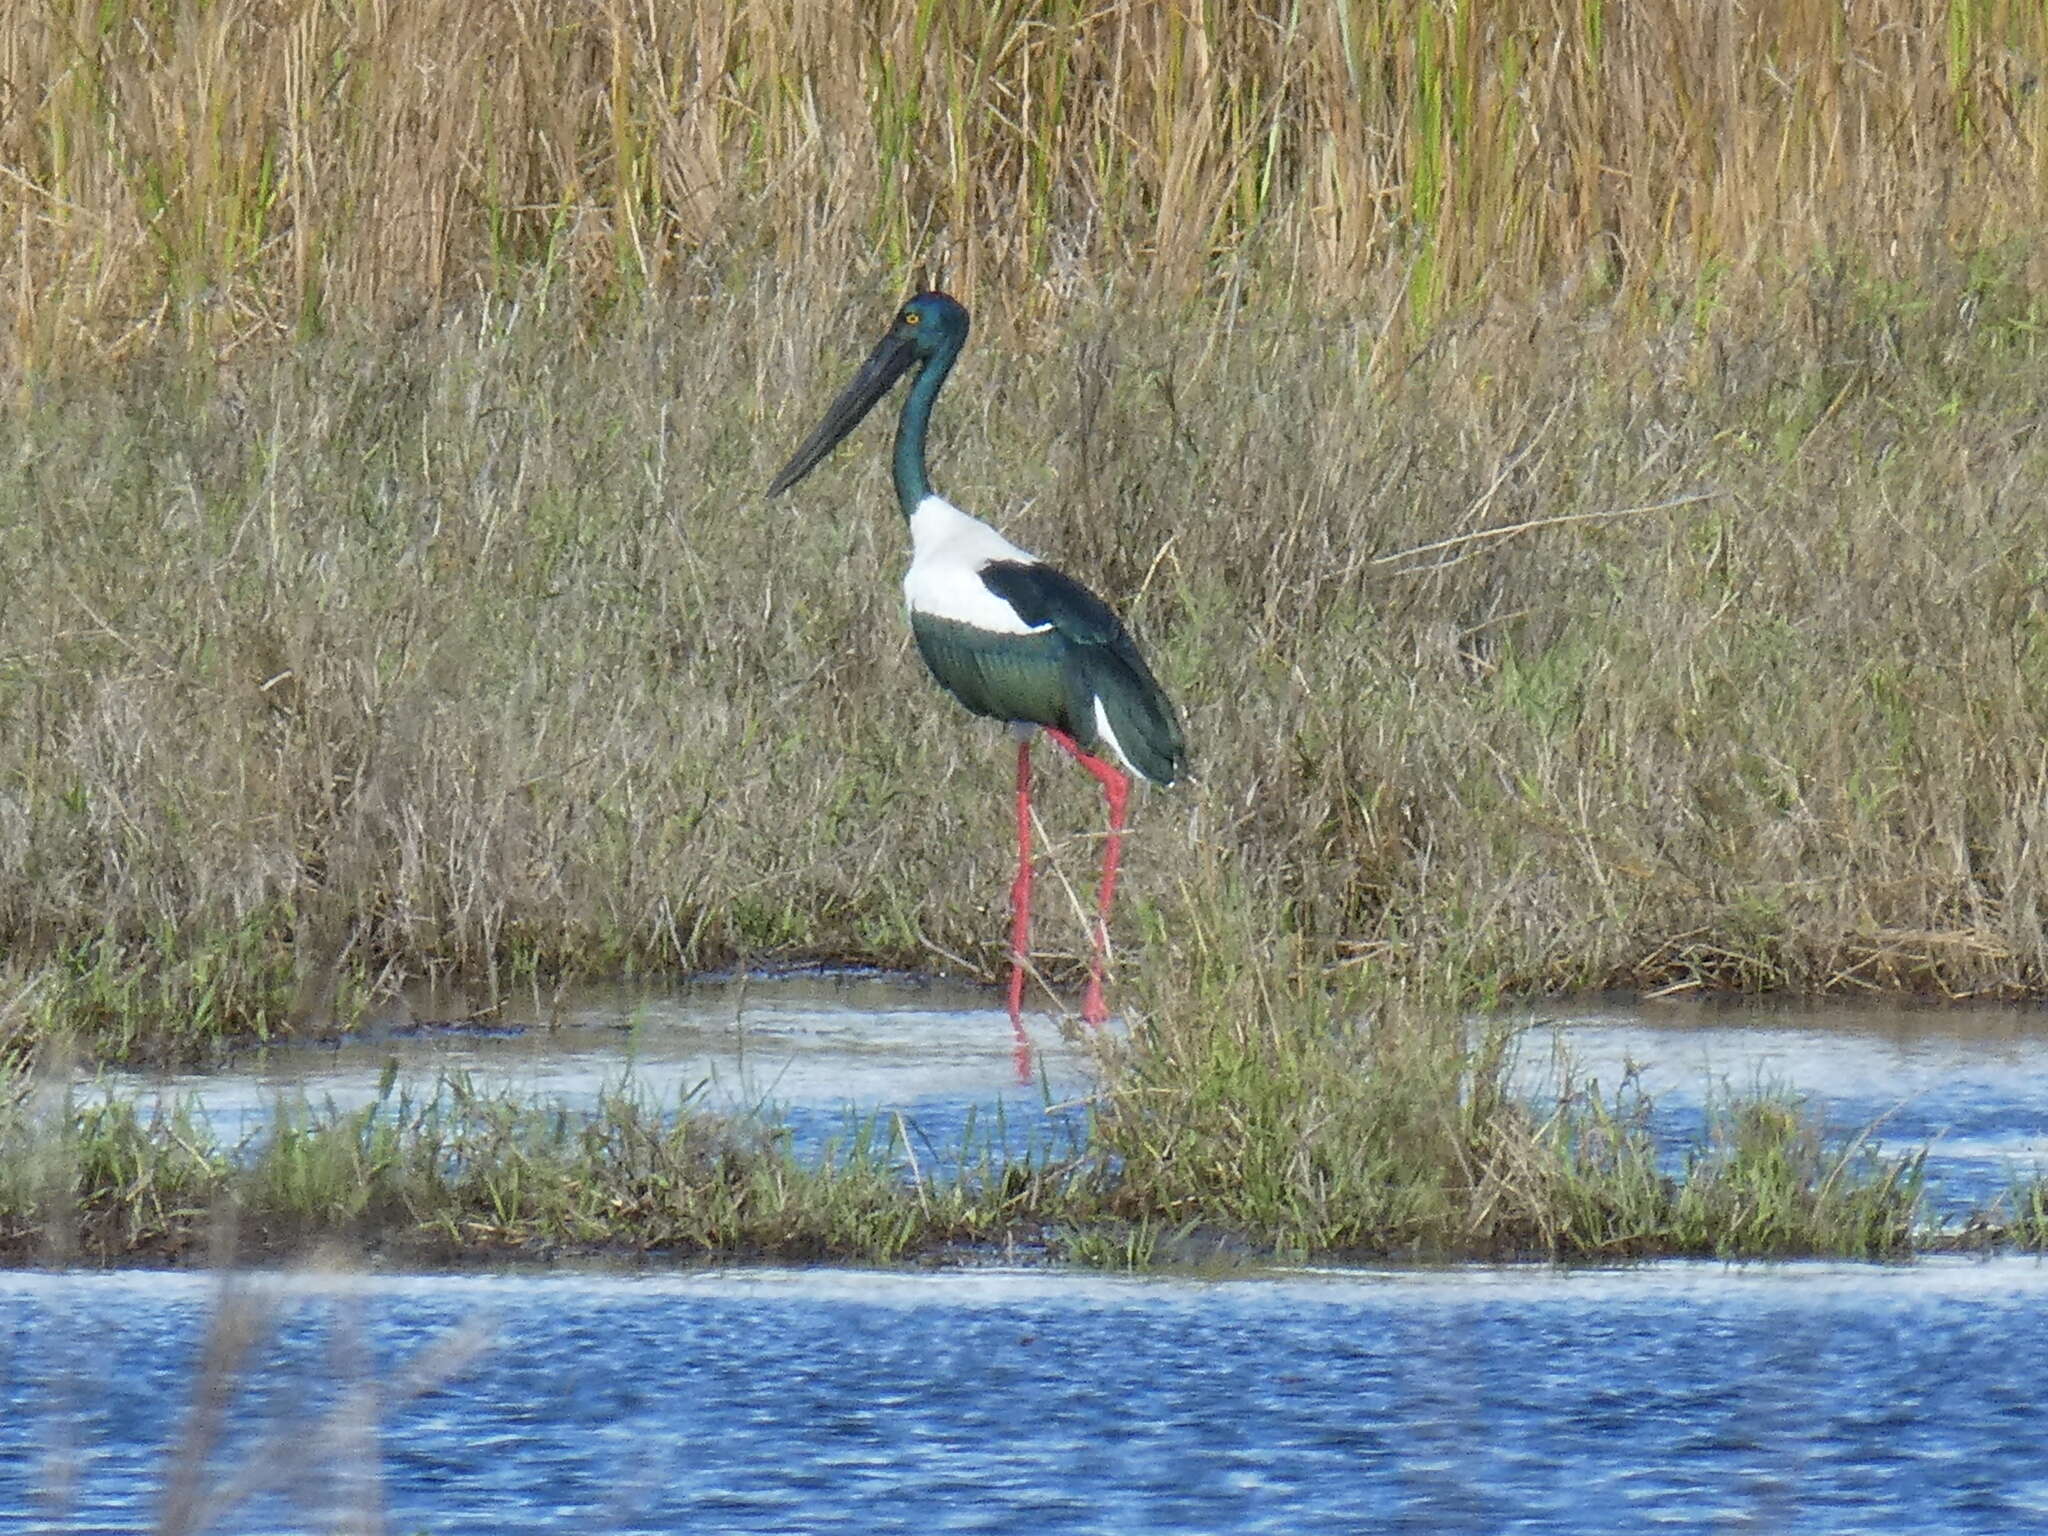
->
[{"left": 892, "top": 342, "right": 957, "bottom": 517}]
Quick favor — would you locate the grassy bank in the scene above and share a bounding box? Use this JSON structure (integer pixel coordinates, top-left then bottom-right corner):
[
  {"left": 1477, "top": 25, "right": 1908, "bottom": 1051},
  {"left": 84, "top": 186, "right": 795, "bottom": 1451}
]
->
[
  {"left": 7, "top": 254, "right": 2048, "bottom": 1063},
  {"left": 8, "top": 3, "right": 2048, "bottom": 1050}
]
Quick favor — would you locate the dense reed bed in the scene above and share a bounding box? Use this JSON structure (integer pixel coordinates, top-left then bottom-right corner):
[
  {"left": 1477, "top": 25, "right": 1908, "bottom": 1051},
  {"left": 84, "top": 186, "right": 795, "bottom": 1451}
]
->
[{"left": 6, "top": 0, "right": 2048, "bottom": 368}]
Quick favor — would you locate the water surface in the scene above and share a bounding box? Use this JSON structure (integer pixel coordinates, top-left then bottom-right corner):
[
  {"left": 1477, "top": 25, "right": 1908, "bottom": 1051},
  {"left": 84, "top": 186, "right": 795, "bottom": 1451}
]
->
[
  {"left": 8, "top": 1260, "right": 2048, "bottom": 1533},
  {"left": 1512, "top": 997, "right": 2048, "bottom": 1215},
  {"left": 96, "top": 971, "right": 1099, "bottom": 1176},
  {"left": 22, "top": 982, "right": 2048, "bottom": 1530}
]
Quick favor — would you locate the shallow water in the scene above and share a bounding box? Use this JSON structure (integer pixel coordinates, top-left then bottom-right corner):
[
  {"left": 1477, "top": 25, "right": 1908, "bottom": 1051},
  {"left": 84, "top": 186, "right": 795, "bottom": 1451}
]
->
[
  {"left": 93, "top": 971, "right": 1101, "bottom": 1177},
  {"left": 1511, "top": 997, "right": 2048, "bottom": 1216},
  {"left": 8, "top": 1260, "right": 2048, "bottom": 1533},
  {"left": 88, "top": 976, "right": 2048, "bottom": 1214}
]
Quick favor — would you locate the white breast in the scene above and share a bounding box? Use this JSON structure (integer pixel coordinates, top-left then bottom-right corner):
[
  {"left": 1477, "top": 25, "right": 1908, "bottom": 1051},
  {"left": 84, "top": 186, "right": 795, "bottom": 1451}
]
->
[{"left": 902, "top": 494, "right": 1051, "bottom": 635}]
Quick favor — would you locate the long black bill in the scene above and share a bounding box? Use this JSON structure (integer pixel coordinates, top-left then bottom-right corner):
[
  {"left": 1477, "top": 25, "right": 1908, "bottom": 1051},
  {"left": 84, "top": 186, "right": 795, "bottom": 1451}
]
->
[{"left": 766, "top": 330, "right": 919, "bottom": 496}]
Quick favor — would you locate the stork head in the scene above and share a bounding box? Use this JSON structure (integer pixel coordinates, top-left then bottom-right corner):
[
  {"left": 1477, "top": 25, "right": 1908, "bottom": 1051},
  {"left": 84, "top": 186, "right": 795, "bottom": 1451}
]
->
[{"left": 767, "top": 292, "right": 970, "bottom": 497}]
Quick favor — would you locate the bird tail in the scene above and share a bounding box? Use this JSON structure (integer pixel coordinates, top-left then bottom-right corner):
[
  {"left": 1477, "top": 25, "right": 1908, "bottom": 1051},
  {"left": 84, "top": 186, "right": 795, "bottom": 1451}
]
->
[{"left": 1069, "top": 645, "right": 1187, "bottom": 786}]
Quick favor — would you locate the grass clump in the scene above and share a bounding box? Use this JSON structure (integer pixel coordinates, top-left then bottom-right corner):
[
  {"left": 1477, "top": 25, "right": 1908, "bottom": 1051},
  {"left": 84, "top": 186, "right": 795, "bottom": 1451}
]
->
[
  {"left": 1976, "top": 1176, "right": 2048, "bottom": 1253},
  {"left": 1665, "top": 1100, "right": 1925, "bottom": 1258},
  {"left": 1538, "top": 1088, "right": 1925, "bottom": 1260},
  {"left": 1089, "top": 883, "right": 1926, "bottom": 1263}
]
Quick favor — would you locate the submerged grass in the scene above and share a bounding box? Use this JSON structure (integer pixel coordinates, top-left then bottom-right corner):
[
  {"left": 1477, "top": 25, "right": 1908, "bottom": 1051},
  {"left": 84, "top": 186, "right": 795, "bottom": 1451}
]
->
[
  {"left": 0, "top": 1067, "right": 1934, "bottom": 1269},
  {"left": 1090, "top": 883, "right": 1928, "bottom": 1262},
  {"left": 0, "top": 915, "right": 1937, "bottom": 1267},
  {"left": 0, "top": 1070, "right": 1070, "bottom": 1267}
]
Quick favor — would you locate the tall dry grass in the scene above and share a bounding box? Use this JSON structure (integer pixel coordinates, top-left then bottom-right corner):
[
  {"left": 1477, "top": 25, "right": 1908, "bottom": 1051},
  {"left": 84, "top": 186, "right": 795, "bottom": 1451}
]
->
[
  {"left": 4, "top": 0, "right": 2047, "bottom": 373},
  {"left": 3, "top": 245, "right": 2048, "bottom": 1062}
]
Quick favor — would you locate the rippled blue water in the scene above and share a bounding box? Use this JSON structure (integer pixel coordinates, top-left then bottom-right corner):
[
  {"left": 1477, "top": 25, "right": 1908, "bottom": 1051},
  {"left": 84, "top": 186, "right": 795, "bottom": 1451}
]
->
[{"left": 7, "top": 1262, "right": 2048, "bottom": 1534}]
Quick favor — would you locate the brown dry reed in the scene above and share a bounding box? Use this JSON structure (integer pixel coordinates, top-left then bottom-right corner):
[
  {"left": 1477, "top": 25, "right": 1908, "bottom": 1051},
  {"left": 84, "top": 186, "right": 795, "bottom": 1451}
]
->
[{"left": 5, "top": 0, "right": 2048, "bottom": 372}]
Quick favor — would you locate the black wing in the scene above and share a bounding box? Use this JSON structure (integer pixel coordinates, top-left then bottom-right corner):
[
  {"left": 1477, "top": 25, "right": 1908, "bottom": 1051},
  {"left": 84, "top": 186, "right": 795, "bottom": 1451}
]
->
[{"left": 977, "top": 560, "right": 1124, "bottom": 645}]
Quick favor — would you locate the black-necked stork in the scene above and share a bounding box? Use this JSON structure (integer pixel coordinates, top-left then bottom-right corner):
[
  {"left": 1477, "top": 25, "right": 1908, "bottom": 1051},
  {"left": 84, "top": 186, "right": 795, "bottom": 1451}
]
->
[{"left": 767, "top": 293, "right": 1187, "bottom": 1044}]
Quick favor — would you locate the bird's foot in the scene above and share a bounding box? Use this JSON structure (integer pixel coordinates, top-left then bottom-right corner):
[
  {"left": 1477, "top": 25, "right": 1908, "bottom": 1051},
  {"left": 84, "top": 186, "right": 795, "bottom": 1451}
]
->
[{"left": 1080, "top": 975, "right": 1108, "bottom": 1028}]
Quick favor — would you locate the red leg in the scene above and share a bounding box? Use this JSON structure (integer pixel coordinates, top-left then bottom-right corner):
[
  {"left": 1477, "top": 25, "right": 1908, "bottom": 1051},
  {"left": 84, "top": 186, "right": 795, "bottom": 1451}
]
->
[
  {"left": 1043, "top": 729, "right": 1131, "bottom": 1027},
  {"left": 1008, "top": 736, "right": 1035, "bottom": 1077}
]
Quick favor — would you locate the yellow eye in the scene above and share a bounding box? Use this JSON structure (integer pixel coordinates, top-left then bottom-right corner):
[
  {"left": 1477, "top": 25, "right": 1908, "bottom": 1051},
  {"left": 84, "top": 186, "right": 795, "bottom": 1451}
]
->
[{"left": 902, "top": 310, "right": 921, "bottom": 326}]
